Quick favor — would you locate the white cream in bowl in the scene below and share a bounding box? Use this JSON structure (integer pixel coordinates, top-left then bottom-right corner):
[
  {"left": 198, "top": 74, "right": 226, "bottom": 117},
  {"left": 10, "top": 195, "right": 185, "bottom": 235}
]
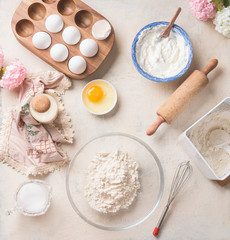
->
[{"left": 135, "top": 25, "right": 190, "bottom": 78}]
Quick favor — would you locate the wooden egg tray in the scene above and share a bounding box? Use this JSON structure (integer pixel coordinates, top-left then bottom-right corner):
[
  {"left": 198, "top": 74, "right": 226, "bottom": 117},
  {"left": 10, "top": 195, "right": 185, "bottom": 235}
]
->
[{"left": 11, "top": 0, "right": 115, "bottom": 79}]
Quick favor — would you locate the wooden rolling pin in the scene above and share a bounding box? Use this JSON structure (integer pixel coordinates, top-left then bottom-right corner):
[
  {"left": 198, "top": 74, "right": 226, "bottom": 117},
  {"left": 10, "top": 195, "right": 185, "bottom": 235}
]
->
[{"left": 146, "top": 59, "right": 218, "bottom": 136}]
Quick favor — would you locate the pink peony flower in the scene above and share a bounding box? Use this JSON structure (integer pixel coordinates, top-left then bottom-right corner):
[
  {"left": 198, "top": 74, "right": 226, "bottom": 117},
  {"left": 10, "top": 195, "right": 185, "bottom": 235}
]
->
[
  {"left": 189, "top": 0, "right": 217, "bottom": 21},
  {"left": 0, "top": 48, "right": 4, "bottom": 69},
  {"left": 0, "top": 59, "right": 26, "bottom": 90}
]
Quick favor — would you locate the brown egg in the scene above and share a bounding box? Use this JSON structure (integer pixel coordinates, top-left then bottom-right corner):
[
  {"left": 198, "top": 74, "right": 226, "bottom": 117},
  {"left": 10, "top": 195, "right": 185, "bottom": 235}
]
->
[
  {"left": 32, "top": 95, "right": 51, "bottom": 113},
  {"left": 30, "top": 94, "right": 58, "bottom": 124}
]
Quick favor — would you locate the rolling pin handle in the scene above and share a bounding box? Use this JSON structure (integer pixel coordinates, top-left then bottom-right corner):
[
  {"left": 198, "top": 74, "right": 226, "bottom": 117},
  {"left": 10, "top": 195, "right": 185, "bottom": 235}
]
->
[
  {"left": 146, "top": 115, "right": 165, "bottom": 136},
  {"left": 202, "top": 59, "right": 218, "bottom": 76}
]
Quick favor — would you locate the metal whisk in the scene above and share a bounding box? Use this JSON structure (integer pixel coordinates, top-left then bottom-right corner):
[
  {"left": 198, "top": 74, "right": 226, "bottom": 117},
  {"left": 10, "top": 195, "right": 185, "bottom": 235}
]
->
[{"left": 153, "top": 161, "right": 193, "bottom": 237}]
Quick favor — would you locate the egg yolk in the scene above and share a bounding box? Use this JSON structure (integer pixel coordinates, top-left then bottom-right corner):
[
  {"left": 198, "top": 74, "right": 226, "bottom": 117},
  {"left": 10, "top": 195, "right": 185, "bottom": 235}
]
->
[{"left": 86, "top": 85, "right": 104, "bottom": 103}]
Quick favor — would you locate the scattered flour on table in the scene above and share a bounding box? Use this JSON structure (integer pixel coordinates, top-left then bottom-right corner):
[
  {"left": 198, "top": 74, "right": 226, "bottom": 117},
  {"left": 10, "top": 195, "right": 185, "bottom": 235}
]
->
[
  {"left": 84, "top": 150, "right": 140, "bottom": 213},
  {"left": 189, "top": 107, "right": 230, "bottom": 178}
]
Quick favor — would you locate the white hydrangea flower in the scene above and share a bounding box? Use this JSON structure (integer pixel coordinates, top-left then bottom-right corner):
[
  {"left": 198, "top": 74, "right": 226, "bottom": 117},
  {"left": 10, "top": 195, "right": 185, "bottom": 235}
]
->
[{"left": 213, "top": 6, "right": 230, "bottom": 38}]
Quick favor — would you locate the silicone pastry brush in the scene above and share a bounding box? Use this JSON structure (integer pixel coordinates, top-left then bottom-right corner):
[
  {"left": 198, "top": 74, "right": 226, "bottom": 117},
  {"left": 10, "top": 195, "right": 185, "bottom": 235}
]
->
[
  {"left": 153, "top": 161, "right": 192, "bottom": 237},
  {"left": 146, "top": 59, "right": 218, "bottom": 135}
]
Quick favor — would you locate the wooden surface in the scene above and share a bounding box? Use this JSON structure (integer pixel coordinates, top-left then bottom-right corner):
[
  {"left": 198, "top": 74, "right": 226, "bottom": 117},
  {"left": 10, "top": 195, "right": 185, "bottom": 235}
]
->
[{"left": 11, "top": 0, "right": 115, "bottom": 79}]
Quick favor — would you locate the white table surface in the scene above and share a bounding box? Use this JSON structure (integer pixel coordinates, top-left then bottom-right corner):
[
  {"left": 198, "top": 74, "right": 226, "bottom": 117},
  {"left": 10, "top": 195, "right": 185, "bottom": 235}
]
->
[{"left": 0, "top": 0, "right": 230, "bottom": 239}]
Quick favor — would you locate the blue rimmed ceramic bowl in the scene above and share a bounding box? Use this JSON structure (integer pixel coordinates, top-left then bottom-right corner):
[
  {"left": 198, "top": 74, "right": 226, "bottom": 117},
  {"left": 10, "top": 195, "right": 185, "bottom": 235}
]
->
[{"left": 131, "top": 21, "right": 193, "bottom": 82}]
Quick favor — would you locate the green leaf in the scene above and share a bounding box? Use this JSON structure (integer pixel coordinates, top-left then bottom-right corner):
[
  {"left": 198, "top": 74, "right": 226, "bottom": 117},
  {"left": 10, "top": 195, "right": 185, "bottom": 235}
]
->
[
  {"left": 211, "top": 0, "right": 222, "bottom": 11},
  {"left": 224, "top": 0, "right": 230, "bottom": 7},
  {"left": 0, "top": 67, "right": 5, "bottom": 79}
]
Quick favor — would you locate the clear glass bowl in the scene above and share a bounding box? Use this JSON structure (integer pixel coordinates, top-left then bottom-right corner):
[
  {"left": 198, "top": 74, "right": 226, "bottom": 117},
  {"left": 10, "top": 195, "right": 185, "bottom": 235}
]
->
[{"left": 66, "top": 133, "right": 164, "bottom": 230}]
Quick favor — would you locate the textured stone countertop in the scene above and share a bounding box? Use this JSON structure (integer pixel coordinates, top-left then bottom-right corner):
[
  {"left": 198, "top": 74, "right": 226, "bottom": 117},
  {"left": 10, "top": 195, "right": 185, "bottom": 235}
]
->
[{"left": 0, "top": 0, "right": 230, "bottom": 239}]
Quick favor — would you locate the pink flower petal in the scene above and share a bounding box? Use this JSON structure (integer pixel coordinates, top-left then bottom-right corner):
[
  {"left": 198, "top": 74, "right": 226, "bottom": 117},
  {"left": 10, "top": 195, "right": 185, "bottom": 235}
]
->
[
  {"left": 0, "top": 48, "right": 4, "bottom": 69},
  {"left": 189, "top": 0, "right": 217, "bottom": 21},
  {"left": 1, "top": 59, "right": 26, "bottom": 90}
]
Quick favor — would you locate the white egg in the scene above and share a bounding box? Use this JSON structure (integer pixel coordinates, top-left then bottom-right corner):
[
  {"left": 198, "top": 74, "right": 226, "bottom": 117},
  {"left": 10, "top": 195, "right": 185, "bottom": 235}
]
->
[
  {"left": 80, "top": 39, "right": 98, "bottom": 57},
  {"left": 32, "top": 32, "right": 52, "bottom": 50},
  {"left": 68, "top": 56, "right": 87, "bottom": 74},
  {"left": 50, "top": 43, "right": 69, "bottom": 62},
  {"left": 92, "top": 20, "right": 111, "bottom": 40},
  {"left": 45, "top": 14, "right": 64, "bottom": 33},
  {"left": 62, "top": 26, "right": 81, "bottom": 45}
]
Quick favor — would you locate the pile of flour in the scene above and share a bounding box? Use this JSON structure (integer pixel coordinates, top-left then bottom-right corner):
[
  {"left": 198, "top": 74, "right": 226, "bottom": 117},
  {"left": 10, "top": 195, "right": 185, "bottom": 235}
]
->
[
  {"left": 189, "top": 107, "right": 230, "bottom": 178},
  {"left": 84, "top": 150, "right": 140, "bottom": 213}
]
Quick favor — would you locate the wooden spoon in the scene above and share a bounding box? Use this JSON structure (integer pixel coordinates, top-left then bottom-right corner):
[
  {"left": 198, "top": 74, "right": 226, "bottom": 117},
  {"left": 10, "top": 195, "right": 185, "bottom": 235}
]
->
[{"left": 160, "top": 7, "right": 182, "bottom": 38}]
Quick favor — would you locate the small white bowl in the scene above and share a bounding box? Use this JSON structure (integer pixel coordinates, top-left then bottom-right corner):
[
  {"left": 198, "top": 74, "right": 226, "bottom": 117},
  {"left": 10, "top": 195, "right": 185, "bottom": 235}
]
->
[
  {"left": 7, "top": 180, "right": 52, "bottom": 217},
  {"left": 81, "top": 79, "right": 117, "bottom": 115}
]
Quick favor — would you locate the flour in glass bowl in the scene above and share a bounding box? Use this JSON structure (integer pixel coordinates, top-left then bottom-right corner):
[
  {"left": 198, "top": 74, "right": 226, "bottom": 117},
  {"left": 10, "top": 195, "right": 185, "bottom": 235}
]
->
[
  {"left": 135, "top": 25, "right": 190, "bottom": 78},
  {"left": 84, "top": 150, "right": 140, "bottom": 214}
]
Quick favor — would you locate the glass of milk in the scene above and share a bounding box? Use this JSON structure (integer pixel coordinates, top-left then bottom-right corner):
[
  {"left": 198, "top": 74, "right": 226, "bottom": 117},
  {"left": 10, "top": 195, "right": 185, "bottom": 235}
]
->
[{"left": 7, "top": 180, "right": 52, "bottom": 216}]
